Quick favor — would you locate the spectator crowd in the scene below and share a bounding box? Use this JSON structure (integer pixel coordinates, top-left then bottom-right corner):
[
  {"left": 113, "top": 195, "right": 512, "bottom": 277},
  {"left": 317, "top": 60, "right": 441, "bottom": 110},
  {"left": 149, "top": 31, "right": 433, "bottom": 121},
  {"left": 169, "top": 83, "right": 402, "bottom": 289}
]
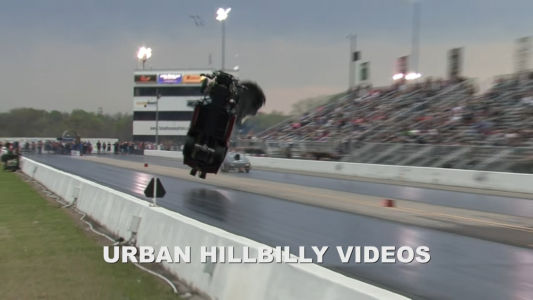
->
[
  {"left": 1, "top": 140, "right": 148, "bottom": 155},
  {"left": 251, "top": 73, "right": 533, "bottom": 148}
]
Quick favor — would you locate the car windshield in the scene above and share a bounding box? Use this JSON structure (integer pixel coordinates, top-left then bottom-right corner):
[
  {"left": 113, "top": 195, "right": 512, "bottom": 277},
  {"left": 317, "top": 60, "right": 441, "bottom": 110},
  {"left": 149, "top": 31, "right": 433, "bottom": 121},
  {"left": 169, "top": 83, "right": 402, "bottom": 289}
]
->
[{"left": 228, "top": 153, "right": 246, "bottom": 160}]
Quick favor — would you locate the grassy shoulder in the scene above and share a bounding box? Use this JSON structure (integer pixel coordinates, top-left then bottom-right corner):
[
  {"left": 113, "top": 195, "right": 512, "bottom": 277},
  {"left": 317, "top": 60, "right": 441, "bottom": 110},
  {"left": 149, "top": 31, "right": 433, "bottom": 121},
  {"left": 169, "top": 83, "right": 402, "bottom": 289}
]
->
[{"left": 0, "top": 170, "right": 181, "bottom": 300}]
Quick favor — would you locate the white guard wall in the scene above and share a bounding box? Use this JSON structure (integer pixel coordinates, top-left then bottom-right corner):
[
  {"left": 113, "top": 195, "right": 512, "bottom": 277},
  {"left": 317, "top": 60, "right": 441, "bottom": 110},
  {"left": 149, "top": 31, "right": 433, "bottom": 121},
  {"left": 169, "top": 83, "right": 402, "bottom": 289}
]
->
[
  {"left": 133, "top": 97, "right": 194, "bottom": 112},
  {"left": 18, "top": 157, "right": 410, "bottom": 300},
  {"left": 143, "top": 150, "right": 533, "bottom": 195},
  {"left": 133, "top": 121, "right": 189, "bottom": 136}
]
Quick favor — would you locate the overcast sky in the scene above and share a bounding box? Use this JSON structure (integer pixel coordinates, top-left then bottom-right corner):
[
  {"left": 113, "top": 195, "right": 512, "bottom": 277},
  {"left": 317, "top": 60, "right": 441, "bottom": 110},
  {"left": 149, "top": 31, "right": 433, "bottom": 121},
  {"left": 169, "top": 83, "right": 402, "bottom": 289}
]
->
[{"left": 1, "top": 0, "right": 532, "bottom": 114}]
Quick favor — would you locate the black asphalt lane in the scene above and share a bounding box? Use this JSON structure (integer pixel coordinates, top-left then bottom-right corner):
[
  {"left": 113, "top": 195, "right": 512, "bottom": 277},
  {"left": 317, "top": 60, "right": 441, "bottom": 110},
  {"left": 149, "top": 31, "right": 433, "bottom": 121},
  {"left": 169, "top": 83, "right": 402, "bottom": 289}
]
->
[
  {"left": 101, "top": 153, "right": 533, "bottom": 218},
  {"left": 25, "top": 154, "right": 533, "bottom": 300}
]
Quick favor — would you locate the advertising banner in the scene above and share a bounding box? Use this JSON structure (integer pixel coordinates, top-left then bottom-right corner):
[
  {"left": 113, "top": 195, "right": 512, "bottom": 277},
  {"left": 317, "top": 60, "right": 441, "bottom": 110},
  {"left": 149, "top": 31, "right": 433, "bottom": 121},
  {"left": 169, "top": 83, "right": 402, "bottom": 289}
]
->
[
  {"left": 133, "top": 121, "right": 189, "bottom": 136},
  {"left": 447, "top": 47, "right": 463, "bottom": 79},
  {"left": 396, "top": 56, "right": 409, "bottom": 75},
  {"left": 134, "top": 99, "right": 157, "bottom": 109},
  {"left": 183, "top": 74, "right": 204, "bottom": 84},
  {"left": 515, "top": 37, "right": 531, "bottom": 73},
  {"left": 157, "top": 73, "right": 183, "bottom": 84},
  {"left": 133, "top": 97, "right": 194, "bottom": 111},
  {"left": 352, "top": 51, "right": 360, "bottom": 62},
  {"left": 134, "top": 74, "right": 157, "bottom": 83},
  {"left": 360, "top": 62, "right": 370, "bottom": 81}
]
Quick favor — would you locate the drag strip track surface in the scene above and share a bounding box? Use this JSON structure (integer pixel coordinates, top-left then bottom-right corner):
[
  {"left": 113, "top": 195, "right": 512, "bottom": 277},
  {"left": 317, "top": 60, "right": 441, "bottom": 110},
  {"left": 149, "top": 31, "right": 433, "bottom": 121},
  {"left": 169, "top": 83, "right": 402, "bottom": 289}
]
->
[
  {"left": 26, "top": 154, "right": 533, "bottom": 300},
  {"left": 106, "top": 154, "right": 533, "bottom": 218}
]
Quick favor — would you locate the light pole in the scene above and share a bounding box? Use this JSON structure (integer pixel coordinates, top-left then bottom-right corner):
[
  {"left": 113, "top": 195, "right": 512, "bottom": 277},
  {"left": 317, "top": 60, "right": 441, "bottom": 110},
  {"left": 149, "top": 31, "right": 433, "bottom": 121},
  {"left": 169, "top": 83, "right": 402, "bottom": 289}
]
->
[
  {"left": 233, "top": 54, "right": 240, "bottom": 72},
  {"left": 137, "top": 47, "right": 152, "bottom": 69},
  {"left": 411, "top": 0, "right": 421, "bottom": 75},
  {"left": 216, "top": 8, "right": 231, "bottom": 71},
  {"left": 155, "top": 92, "right": 160, "bottom": 147},
  {"left": 137, "top": 47, "right": 158, "bottom": 146},
  {"left": 394, "top": 1, "right": 421, "bottom": 82},
  {"left": 346, "top": 34, "right": 357, "bottom": 90}
]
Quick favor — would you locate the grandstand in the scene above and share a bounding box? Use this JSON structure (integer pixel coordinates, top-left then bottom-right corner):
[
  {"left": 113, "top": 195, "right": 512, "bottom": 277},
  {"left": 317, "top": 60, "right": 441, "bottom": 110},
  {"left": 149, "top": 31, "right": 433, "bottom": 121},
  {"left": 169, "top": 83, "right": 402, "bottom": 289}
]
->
[{"left": 236, "top": 73, "right": 533, "bottom": 174}]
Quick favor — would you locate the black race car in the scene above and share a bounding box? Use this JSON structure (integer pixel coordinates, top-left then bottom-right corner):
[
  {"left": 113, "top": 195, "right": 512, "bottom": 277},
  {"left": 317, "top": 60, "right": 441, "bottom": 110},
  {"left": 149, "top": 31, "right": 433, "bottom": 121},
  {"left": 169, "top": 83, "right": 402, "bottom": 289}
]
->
[{"left": 183, "top": 70, "right": 265, "bottom": 179}]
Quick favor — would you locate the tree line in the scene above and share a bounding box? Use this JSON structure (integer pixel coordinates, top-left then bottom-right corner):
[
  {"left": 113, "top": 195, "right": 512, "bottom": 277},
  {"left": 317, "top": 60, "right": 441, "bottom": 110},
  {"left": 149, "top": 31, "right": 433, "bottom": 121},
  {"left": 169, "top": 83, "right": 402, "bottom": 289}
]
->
[
  {"left": 0, "top": 108, "right": 133, "bottom": 140},
  {"left": 0, "top": 94, "right": 340, "bottom": 140}
]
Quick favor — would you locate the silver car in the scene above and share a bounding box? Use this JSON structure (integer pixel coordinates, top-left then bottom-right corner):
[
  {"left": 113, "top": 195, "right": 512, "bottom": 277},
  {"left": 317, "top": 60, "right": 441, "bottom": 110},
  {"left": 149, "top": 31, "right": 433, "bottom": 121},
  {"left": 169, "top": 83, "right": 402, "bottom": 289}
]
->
[{"left": 220, "top": 152, "right": 251, "bottom": 173}]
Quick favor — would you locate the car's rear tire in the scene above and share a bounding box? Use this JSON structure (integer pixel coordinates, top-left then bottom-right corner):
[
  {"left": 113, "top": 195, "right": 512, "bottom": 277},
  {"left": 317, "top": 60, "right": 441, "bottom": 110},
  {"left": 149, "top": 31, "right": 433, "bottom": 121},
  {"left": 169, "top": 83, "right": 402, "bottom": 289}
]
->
[
  {"left": 212, "top": 145, "right": 226, "bottom": 165},
  {"left": 190, "top": 168, "right": 197, "bottom": 176}
]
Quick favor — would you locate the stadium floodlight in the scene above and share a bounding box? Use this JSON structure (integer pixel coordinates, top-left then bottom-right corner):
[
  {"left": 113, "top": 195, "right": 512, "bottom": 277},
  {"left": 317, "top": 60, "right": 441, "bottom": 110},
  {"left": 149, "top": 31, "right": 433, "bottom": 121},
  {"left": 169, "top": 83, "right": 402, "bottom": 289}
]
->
[
  {"left": 393, "top": 74, "right": 404, "bottom": 80},
  {"left": 137, "top": 47, "right": 152, "bottom": 69},
  {"left": 137, "top": 47, "right": 152, "bottom": 60},
  {"left": 216, "top": 8, "right": 231, "bottom": 70},
  {"left": 411, "top": 0, "right": 421, "bottom": 75},
  {"left": 216, "top": 8, "right": 231, "bottom": 21},
  {"left": 405, "top": 72, "right": 421, "bottom": 80}
]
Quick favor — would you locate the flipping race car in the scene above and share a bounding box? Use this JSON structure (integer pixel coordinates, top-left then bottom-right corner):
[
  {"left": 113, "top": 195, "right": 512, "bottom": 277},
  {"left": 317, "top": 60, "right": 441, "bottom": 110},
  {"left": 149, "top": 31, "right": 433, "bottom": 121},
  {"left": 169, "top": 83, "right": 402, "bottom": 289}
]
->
[{"left": 183, "top": 70, "right": 265, "bottom": 179}]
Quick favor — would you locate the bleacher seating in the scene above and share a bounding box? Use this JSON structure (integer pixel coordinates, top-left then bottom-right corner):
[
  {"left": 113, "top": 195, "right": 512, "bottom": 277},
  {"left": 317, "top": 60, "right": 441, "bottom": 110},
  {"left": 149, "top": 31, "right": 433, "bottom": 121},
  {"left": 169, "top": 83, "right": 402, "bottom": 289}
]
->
[
  {"left": 236, "top": 73, "right": 533, "bottom": 173},
  {"left": 255, "top": 77, "right": 469, "bottom": 142}
]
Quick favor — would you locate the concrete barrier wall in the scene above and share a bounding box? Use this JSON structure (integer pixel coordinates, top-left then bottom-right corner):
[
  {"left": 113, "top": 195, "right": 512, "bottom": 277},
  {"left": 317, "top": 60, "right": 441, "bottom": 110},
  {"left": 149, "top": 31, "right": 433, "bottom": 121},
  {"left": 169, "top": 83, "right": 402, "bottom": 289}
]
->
[
  {"left": 19, "top": 157, "right": 410, "bottom": 300},
  {"left": 143, "top": 150, "right": 533, "bottom": 194}
]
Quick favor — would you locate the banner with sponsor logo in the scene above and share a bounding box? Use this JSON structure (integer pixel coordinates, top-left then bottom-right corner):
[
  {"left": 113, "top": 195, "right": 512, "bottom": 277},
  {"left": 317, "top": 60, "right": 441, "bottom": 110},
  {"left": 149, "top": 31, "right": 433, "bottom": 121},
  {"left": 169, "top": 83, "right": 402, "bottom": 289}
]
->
[
  {"left": 183, "top": 74, "right": 204, "bottom": 84},
  {"left": 447, "top": 47, "right": 463, "bottom": 79},
  {"left": 515, "top": 37, "right": 531, "bottom": 73},
  {"left": 157, "top": 73, "right": 183, "bottom": 84},
  {"left": 360, "top": 62, "right": 370, "bottom": 82},
  {"left": 352, "top": 51, "right": 360, "bottom": 62},
  {"left": 133, "top": 121, "right": 189, "bottom": 136},
  {"left": 134, "top": 74, "right": 157, "bottom": 83},
  {"left": 396, "top": 56, "right": 409, "bottom": 75},
  {"left": 133, "top": 97, "right": 194, "bottom": 111}
]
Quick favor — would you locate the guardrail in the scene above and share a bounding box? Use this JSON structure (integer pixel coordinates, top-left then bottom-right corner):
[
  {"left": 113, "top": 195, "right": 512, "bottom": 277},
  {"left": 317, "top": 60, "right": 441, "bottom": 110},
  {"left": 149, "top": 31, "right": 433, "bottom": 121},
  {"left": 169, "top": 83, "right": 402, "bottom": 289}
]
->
[
  {"left": 19, "top": 156, "right": 410, "bottom": 300},
  {"left": 144, "top": 150, "right": 533, "bottom": 194}
]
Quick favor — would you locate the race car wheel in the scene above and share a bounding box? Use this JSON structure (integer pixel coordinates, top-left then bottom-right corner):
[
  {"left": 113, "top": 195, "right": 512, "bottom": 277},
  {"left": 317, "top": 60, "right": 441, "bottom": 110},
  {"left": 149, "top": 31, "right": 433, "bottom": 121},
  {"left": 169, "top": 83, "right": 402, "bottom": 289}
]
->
[
  {"left": 199, "top": 172, "right": 206, "bottom": 179},
  {"left": 245, "top": 168, "right": 250, "bottom": 173},
  {"left": 212, "top": 145, "right": 226, "bottom": 165},
  {"left": 190, "top": 168, "right": 197, "bottom": 176}
]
